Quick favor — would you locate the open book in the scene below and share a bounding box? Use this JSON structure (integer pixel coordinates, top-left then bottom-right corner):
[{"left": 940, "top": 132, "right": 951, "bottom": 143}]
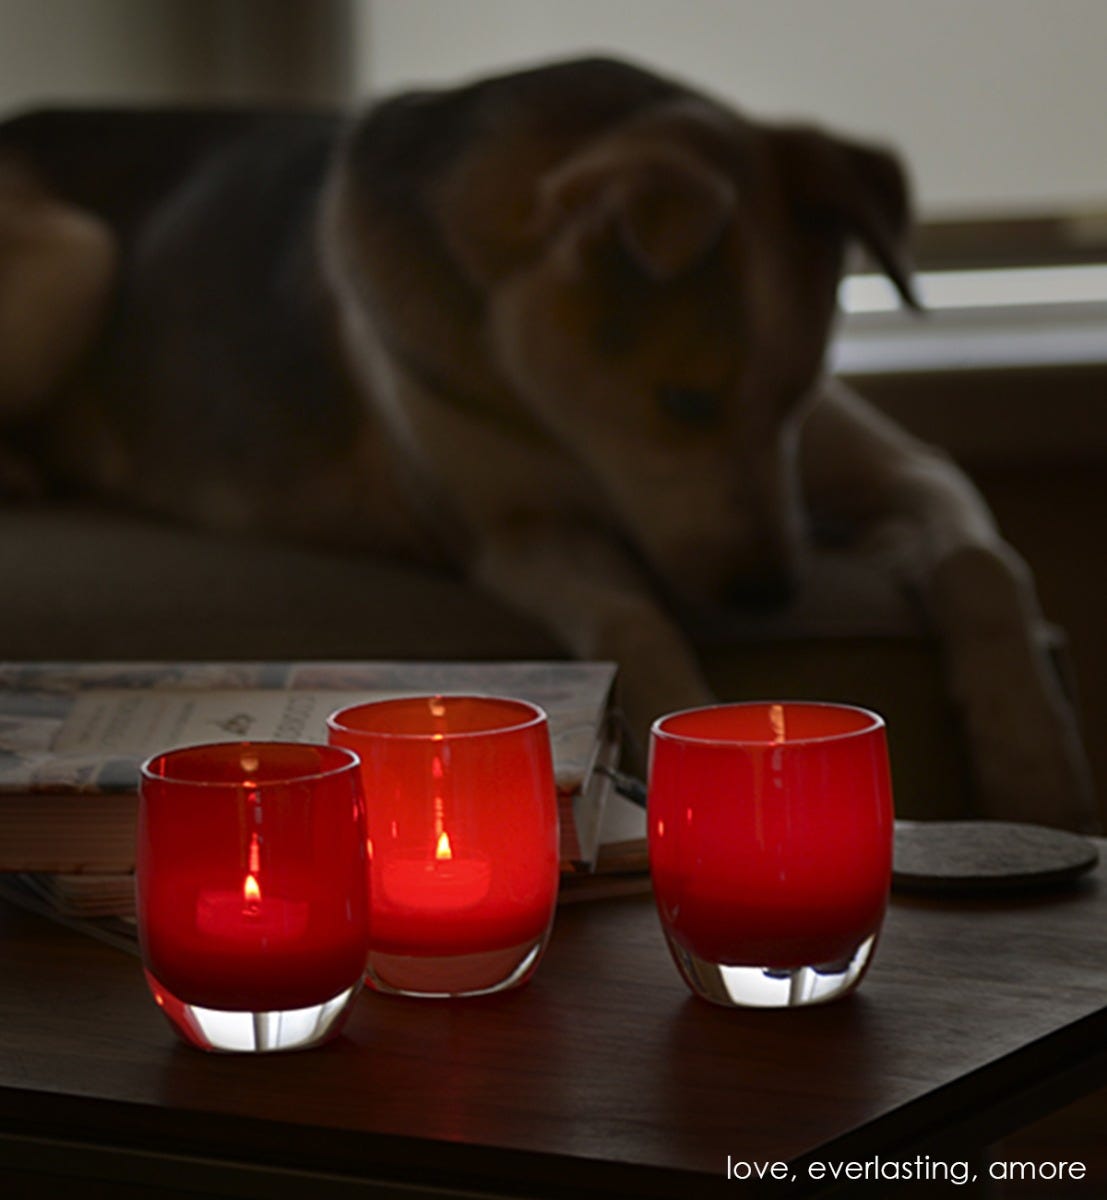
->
[{"left": 0, "top": 660, "right": 620, "bottom": 875}]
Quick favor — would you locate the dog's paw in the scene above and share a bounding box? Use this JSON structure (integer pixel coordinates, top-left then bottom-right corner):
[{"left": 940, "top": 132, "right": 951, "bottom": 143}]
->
[
  {"left": 925, "top": 544, "right": 1099, "bottom": 831},
  {"left": 963, "top": 687, "right": 1098, "bottom": 832}
]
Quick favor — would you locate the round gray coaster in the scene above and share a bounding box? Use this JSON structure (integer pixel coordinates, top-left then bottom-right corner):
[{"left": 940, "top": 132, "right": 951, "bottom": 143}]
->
[{"left": 893, "top": 819, "right": 1099, "bottom": 894}]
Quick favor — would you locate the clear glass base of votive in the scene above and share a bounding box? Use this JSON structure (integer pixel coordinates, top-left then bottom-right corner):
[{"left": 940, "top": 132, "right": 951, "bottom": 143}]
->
[
  {"left": 366, "top": 932, "right": 548, "bottom": 998},
  {"left": 664, "top": 934, "right": 877, "bottom": 1008},
  {"left": 145, "top": 970, "right": 361, "bottom": 1052}
]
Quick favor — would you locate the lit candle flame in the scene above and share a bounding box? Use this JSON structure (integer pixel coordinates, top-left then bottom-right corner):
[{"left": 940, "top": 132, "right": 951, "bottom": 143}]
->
[
  {"left": 244, "top": 832, "right": 263, "bottom": 908},
  {"left": 435, "top": 830, "right": 453, "bottom": 861}
]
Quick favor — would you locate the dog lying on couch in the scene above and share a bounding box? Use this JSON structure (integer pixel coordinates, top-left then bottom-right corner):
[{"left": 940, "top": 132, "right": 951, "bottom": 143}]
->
[{"left": 0, "top": 56, "right": 1096, "bottom": 830}]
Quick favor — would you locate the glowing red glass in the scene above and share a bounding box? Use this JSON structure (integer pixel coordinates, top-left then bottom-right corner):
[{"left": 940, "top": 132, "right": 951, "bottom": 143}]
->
[
  {"left": 137, "top": 741, "right": 369, "bottom": 1051},
  {"left": 649, "top": 702, "right": 894, "bottom": 1007},
  {"left": 327, "top": 695, "right": 560, "bottom": 997}
]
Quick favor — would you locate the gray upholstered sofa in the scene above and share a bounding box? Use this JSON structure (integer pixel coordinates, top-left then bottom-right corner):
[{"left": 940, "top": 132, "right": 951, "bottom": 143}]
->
[{"left": 1, "top": 500, "right": 968, "bottom": 819}]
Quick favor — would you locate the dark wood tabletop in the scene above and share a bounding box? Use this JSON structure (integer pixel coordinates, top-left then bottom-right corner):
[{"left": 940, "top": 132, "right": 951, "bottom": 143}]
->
[{"left": 1, "top": 847, "right": 1105, "bottom": 1198}]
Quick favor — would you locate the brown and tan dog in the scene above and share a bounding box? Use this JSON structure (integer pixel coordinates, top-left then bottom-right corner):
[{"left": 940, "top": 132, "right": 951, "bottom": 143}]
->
[{"left": 0, "top": 58, "right": 1096, "bottom": 829}]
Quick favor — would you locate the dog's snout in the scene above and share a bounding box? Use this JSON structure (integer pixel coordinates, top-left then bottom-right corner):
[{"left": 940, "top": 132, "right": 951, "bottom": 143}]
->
[
  {"left": 724, "top": 569, "right": 799, "bottom": 612},
  {"left": 657, "top": 385, "right": 722, "bottom": 429}
]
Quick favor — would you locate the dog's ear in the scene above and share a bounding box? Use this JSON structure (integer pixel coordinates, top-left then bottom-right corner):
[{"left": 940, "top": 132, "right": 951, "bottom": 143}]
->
[
  {"left": 776, "top": 128, "right": 920, "bottom": 309},
  {"left": 538, "top": 144, "right": 735, "bottom": 279}
]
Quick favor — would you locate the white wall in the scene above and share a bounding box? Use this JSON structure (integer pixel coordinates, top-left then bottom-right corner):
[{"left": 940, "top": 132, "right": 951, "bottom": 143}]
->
[{"left": 357, "top": 0, "right": 1107, "bottom": 221}]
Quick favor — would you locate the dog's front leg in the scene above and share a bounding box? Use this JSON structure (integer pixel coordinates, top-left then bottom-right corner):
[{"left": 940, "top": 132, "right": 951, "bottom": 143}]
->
[
  {"left": 475, "top": 522, "right": 714, "bottom": 764},
  {"left": 803, "top": 380, "right": 1098, "bottom": 832}
]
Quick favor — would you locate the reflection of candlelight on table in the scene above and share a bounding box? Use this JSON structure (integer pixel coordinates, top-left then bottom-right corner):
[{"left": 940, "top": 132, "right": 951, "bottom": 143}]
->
[{"left": 381, "top": 829, "right": 492, "bottom": 912}]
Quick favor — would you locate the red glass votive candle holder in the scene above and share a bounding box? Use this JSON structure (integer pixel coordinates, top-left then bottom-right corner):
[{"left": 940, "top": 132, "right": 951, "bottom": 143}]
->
[
  {"left": 648, "top": 702, "right": 894, "bottom": 1008},
  {"left": 137, "top": 741, "right": 369, "bottom": 1052},
  {"left": 327, "top": 696, "right": 560, "bottom": 998}
]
